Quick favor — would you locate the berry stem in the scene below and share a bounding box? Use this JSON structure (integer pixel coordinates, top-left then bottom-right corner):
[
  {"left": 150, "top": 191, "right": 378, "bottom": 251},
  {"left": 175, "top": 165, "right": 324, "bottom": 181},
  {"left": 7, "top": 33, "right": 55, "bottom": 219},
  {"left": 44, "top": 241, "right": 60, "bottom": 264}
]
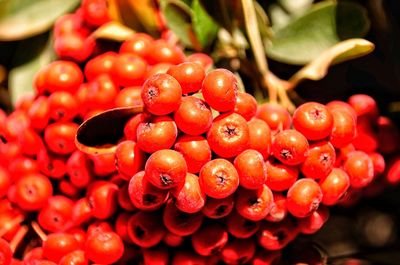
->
[
  {"left": 9, "top": 225, "right": 28, "bottom": 252},
  {"left": 31, "top": 221, "right": 47, "bottom": 241}
]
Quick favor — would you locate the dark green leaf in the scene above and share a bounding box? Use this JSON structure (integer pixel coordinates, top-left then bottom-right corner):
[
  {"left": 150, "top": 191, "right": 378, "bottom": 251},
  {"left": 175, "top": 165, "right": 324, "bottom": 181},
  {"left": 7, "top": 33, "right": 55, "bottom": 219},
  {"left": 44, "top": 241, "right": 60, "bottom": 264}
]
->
[
  {"left": 199, "top": 0, "right": 242, "bottom": 32},
  {"left": 160, "top": 0, "right": 198, "bottom": 48},
  {"left": 0, "top": 0, "right": 80, "bottom": 41},
  {"left": 8, "top": 33, "right": 55, "bottom": 106},
  {"left": 191, "top": 0, "right": 219, "bottom": 49},
  {"left": 266, "top": 1, "right": 370, "bottom": 65}
]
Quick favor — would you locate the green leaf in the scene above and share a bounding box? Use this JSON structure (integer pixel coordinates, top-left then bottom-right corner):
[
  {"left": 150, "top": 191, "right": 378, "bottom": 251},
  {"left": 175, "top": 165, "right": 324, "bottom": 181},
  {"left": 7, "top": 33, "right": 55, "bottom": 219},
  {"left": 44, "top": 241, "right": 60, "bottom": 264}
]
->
[
  {"left": 160, "top": 0, "right": 198, "bottom": 49},
  {"left": 0, "top": 0, "right": 79, "bottom": 41},
  {"left": 199, "top": 0, "right": 241, "bottom": 32},
  {"left": 266, "top": 1, "right": 370, "bottom": 65},
  {"left": 191, "top": 0, "right": 218, "bottom": 49},
  {"left": 288, "top": 38, "right": 374, "bottom": 89},
  {"left": 8, "top": 33, "right": 55, "bottom": 106}
]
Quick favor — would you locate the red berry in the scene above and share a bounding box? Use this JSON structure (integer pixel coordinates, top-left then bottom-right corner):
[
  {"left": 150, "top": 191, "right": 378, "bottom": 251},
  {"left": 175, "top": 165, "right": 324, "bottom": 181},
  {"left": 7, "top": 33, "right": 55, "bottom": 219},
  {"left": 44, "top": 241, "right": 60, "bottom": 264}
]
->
[
  {"left": 234, "top": 92, "right": 258, "bottom": 121},
  {"left": 0, "top": 238, "right": 12, "bottom": 265},
  {"left": 292, "top": 102, "right": 333, "bottom": 140},
  {"left": 257, "top": 218, "right": 298, "bottom": 251},
  {"left": 115, "top": 86, "right": 143, "bottom": 108},
  {"left": 59, "top": 250, "right": 88, "bottom": 265},
  {"left": 115, "top": 140, "right": 145, "bottom": 179},
  {"left": 286, "top": 178, "right": 322, "bottom": 218},
  {"left": 111, "top": 54, "right": 147, "bottom": 87},
  {"left": 81, "top": 0, "right": 110, "bottom": 26},
  {"left": 300, "top": 141, "right": 336, "bottom": 180},
  {"left": 167, "top": 62, "right": 205, "bottom": 94},
  {"left": 141, "top": 73, "right": 182, "bottom": 115},
  {"left": 235, "top": 185, "right": 274, "bottom": 221},
  {"left": 127, "top": 211, "right": 165, "bottom": 247},
  {"left": 207, "top": 112, "right": 249, "bottom": 158},
  {"left": 87, "top": 181, "right": 118, "bottom": 219},
  {"left": 298, "top": 205, "right": 330, "bottom": 234},
  {"left": 43, "top": 233, "right": 79, "bottom": 263},
  {"left": 201, "top": 69, "right": 238, "bottom": 112},
  {"left": 329, "top": 108, "right": 357, "bottom": 148},
  {"left": 265, "top": 193, "right": 287, "bottom": 222},
  {"left": 38, "top": 195, "right": 73, "bottom": 232},
  {"left": 271, "top": 129, "right": 309, "bottom": 166},
  {"left": 44, "top": 122, "right": 78, "bottom": 155},
  {"left": 40, "top": 61, "right": 83, "bottom": 94},
  {"left": 172, "top": 173, "right": 206, "bottom": 213},
  {"left": 226, "top": 210, "right": 260, "bottom": 239},
  {"left": 201, "top": 195, "right": 235, "bottom": 219},
  {"left": 85, "top": 231, "right": 124, "bottom": 265},
  {"left": 247, "top": 118, "right": 271, "bottom": 160},
  {"left": 84, "top": 52, "right": 116, "bottom": 81},
  {"left": 265, "top": 160, "right": 298, "bottom": 192},
  {"left": 120, "top": 33, "right": 154, "bottom": 58},
  {"left": 146, "top": 39, "right": 185, "bottom": 65},
  {"left": 319, "top": 168, "right": 350, "bottom": 206},
  {"left": 48, "top": 91, "right": 79, "bottom": 121},
  {"left": 343, "top": 151, "right": 374, "bottom": 189},
  {"left": 191, "top": 223, "right": 228, "bottom": 256},
  {"left": 144, "top": 149, "right": 187, "bottom": 189},
  {"left": 199, "top": 159, "right": 239, "bottom": 199},
  {"left": 163, "top": 200, "right": 203, "bottom": 236},
  {"left": 15, "top": 173, "right": 53, "bottom": 211},
  {"left": 256, "top": 103, "right": 291, "bottom": 131},
  {"left": 234, "top": 149, "right": 267, "bottom": 190}
]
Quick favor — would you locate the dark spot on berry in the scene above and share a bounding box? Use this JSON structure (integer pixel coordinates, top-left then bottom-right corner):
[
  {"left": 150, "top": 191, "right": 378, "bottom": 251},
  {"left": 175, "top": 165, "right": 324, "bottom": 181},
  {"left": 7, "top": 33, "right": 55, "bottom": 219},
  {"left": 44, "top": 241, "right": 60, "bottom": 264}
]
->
[
  {"left": 215, "top": 205, "right": 227, "bottom": 216},
  {"left": 275, "top": 230, "right": 287, "bottom": 242},
  {"left": 160, "top": 174, "right": 173, "bottom": 186},
  {"left": 310, "top": 107, "right": 325, "bottom": 120},
  {"left": 320, "top": 153, "right": 330, "bottom": 165},
  {"left": 243, "top": 219, "right": 256, "bottom": 230},
  {"left": 134, "top": 226, "right": 145, "bottom": 239},
  {"left": 215, "top": 171, "right": 227, "bottom": 185},
  {"left": 211, "top": 246, "right": 222, "bottom": 255},
  {"left": 224, "top": 124, "right": 238, "bottom": 137},
  {"left": 280, "top": 149, "right": 293, "bottom": 160},
  {"left": 143, "top": 194, "right": 157, "bottom": 205},
  {"left": 237, "top": 257, "right": 248, "bottom": 264},
  {"left": 248, "top": 197, "right": 260, "bottom": 206},
  {"left": 0, "top": 135, "right": 7, "bottom": 143}
]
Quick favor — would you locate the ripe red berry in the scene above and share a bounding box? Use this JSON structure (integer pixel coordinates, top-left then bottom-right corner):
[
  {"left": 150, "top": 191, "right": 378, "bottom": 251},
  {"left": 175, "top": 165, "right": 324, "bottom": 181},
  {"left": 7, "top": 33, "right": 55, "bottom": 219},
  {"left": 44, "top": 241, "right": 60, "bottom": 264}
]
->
[
  {"left": 256, "top": 103, "right": 291, "bottom": 131},
  {"left": 38, "top": 195, "right": 74, "bottom": 232},
  {"left": 111, "top": 54, "right": 147, "bottom": 87},
  {"left": 87, "top": 181, "right": 118, "bottom": 219},
  {"left": 163, "top": 199, "right": 204, "bottom": 236},
  {"left": 115, "top": 86, "right": 143, "bottom": 108},
  {"left": 173, "top": 96, "right": 212, "bottom": 135},
  {"left": 84, "top": 52, "right": 116, "bottom": 81},
  {"left": 300, "top": 141, "right": 336, "bottom": 180},
  {"left": 115, "top": 140, "right": 145, "bottom": 179},
  {"left": 171, "top": 173, "right": 205, "bottom": 213},
  {"left": 120, "top": 33, "right": 154, "bottom": 58},
  {"left": 43, "top": 233, "right": 79, "bottom": 263},
  {"left": 319, "top": 168, "right": 350, "bottom": 205},
  {"left": 286, "top": 178, "right": 322, "bottom": 218},
  {"left": 136, "top": 115, "right": 178, "bottom": 153},
  {"left": 201, "top": 69, "right": 238, "bottom": 112},
  {"left": 257, "top": 218, "right": 298, "bottom": 251},
  {"left": 186, "top": 52, "right": 213, "bottom": 70},
  {"left": 146, "top": 39, "right": 185, "bottom": 65},
  {"left": 265, "top": 160, "right": 298, "bottom": 192},
  {"left": 85, "top": 231, "right": 124, "bottom": 265},
  {"left": 81, "top": 0, "right": 110, "bottom": 26},
  {"left": 271, "top": 129, "right": 309, "bottom": 166},
  {"left": 144, "top": 149, "right": 187, "bottom": 189},
  {"left": 44, "top": 122, "right": 78, "bottom": 155},
  {"left": 207, "top": 112, "right": 249, "bottom": 158},
  {"left": 15, "top": 173, "right": 53, "bottom": 211},
  {"left": 39, "top": 61, "right": 83, "bottom": 94},
  {"left": 329, "top": 108, "right": 357, "bottom": 148},
  {"left": 265, "top": 193, "right": 287, "bottom": 222},
  {"left": 167, "top": 62, "right": 205, "bottom": 94},
  {"left": 226, "top": 210, "right": 260, "bottom": 239},
  {"left": 234, "top": 92, "right": 258, "bottom": 121},
  {"left": 292, "top": 102, "right": 333, "bottom": 140},
  {"left": 28, "top": 96, "right": 50, "bottom": 131},
  {"left": 48, "top": 91, "right": 79, "bottom": 122},
  {"left": 348, "top": 94, "right": 379, "bottom": 120},
  {"left": 141, "top": 73, "right": 182, "bottom": 115},
  {"left": 221, "top": 238, "right": 256, "bottom": 264},
  {"left": 298, "top": 205, "right": 330, "bottom": 234},
  {"left": 201, "top": 195, "right": 235, "bottom": 219},
  {"left": 0, "top": 238, "right": 12, "bottom": 265},
  {"left": 343, "top": 151, "right": 374, "bottom": 189},
  {"left": 191, "top": 223, "right": 229, "bottom": 256},
  {"left": 235, "top": 185, "right": 274, "bottom": 221},
  {"left": 127, "top": 211, "right": 166, "bottom": 247},
  {"left": 128, "top": 171, "right": 169, "bottom": 211},
  {"left": 199, "top": 159, "right": 239, "bottom": 199},
  {"left": 247, "top": 118, "right": 271, "bottom": 160},
  {"left": 234, "top": 149, "right": 267, "bottom": 190},
  {"left": 174, "top": 135, "right": 212, "bottom": 174},
  {"left": 58, "top": 250, "right": 88, "bottom": 265}
]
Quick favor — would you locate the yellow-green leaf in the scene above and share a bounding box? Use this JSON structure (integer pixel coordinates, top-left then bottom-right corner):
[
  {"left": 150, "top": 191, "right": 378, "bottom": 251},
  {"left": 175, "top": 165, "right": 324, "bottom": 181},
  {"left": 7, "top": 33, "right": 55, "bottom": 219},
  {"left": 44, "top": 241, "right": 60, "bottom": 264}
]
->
[
  {"left": 91, "top": 21, "right": 135, "bottom": 42},
  {"left": 288, "top": 38, "right": 375, "bottom": 89},
  {"left": 0, "top": 0, "right": 79, "bottom": 41}
]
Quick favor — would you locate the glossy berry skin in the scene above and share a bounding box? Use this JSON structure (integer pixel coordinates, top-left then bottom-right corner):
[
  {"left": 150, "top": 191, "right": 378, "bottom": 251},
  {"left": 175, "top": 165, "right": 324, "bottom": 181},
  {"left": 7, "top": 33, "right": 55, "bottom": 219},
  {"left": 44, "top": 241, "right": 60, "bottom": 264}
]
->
[
  {"left": 163, "top": 199, "right": 204, "bottom": 236},
  {"left": 144, "top": 149, "right": 187, "bottom": 189},
  {"left": 319, "top": 168, "right": 350, "bottom": 206},
  {"left": 247, "top": 118, "right": 271, "bottom": 160},
  {"left": 28, "top": 96, "right": 50, "bottom": 131},
  {"left": 127, "top": 211, "right": 166, "bottom": 248},
  {"left": 286, "top": 179, "right": 323, "bottom": 218},
  {"left": 298, "top": 205, "right": 330, "bottom": 234},
  {"left": 58, "top": 250, "right": 88, "bottom": 265},
  {"left": 343, "top": 151, "right": 374, "bottom": 189},
  {"left": 87, "top": 181, "right": 118, "bottom": 220},
  {"left": 292, "top": 102, "right": 333, "bottom": 140},
  {"left": 329, "top": 108, "right": 357, "bottom": 148},
  {"left": 48, "top": 91, "right": 79, "bottom": 122},
  {"left": 265, "top": 193, "right": 288, "bottom": 222},
  {"left": 257, "top": 218, "right": 298, "bottom": 251},
  {"left": 0, "top": 168, "right": 10, "bottom": 198},
  {"left": 221, "top": 238, "right": 256, "bottom": 265},
  {"left": 207, "top": 112, "right": 249, "bottom": 158},
  {"left": 202, "top": 195, "right": 234, "bottom": 219},
  {"left": 199, "top": 159, "right": 239, "bottom": 199},
  {"left": 39, "top": 61, "right": 83, "bottom": 94},
  {"left": 167, "top": 62, "right": 205, "bottom": 94},
  {"left": 115, "top": 86, "right": 143, "bottom": 108},
  {"left": 173, "top": 96, "right": 212, "bottom": 135},
  {"left": 265, "top": 160, "right": 298, "bottom": 192},
  {"left": 85, "top": 231, "right": 124, "bottom": 265},
  {"left": 84, "top": 52, "right": 116, "bottom": 81},
  {"left": 124, "top": 112, "right": 151, "bottom": 142},
  {"left": 256, "top": 103, "right": 291, "bottom": 131},
  {"left": 191, "top": 223, "right": 229, "bottom": 256},
  {"left": 119, "top": 33, "right": 154, "bottom": 58},
  {"left": 226, "top": 210, "right": 260, "bottom": 239},
  {"left": 115, "top": 140, "right": 145, "bottom": 179},
  {"left": 15, "top": 173, "right": 53, "bottom": 211},
  {"left": 234, "top": 92, "right": 258, "bottom": 121},
  {"left": 201, "top": 69, "right": 238, "bottom": 112},
  {"left": 234, "top": 149, "right": 267, "bottom": 189},
  {"left": 0, "top": 238, "right": 12, "bottom": 265},
  {"left": 271, "top": 129, "right": 309, "bottom": 166},
  {"left": 44, "top": 122, "right": 78, "bottom": 155},
  {"left": 300, "top": 141, "right": 336, "bottom": 180},
  {"left": 81, "top": 0, "right": 110, "bottom": 26},
  {"left": 43, "top": 233, "right": 79, "bottom": 263},
  {"left": 172, "top": 173, "right": 206, "bottom": 213},
  {"left": 186, "top": 52, "right": 213, "bottom": 70},
  {"left": 141, "top": 73, "right": 182, "bottom": 115},
  {"left": 235, "top": 185, "right": 274, "bottom": 221},
  {"left": 348, "top": 94, "right": 379, "bottom": 120},
  {"left": 136, "top": 115, "right": 178, "bottom": 153},
  {"left": 111, "top": 54, "right": 147, "bottom": 87},
  {"left": 146, "top": 39, "right": 185, "bottom": 65},
  {"left": 38, "top": 195, "right": 74, "bottom": 232},
  {"left": 128, "top": 171, "right": 169, "bottom": 211},
  {"left": 174, "top": 135, "right": 212, "bottom": 174}
]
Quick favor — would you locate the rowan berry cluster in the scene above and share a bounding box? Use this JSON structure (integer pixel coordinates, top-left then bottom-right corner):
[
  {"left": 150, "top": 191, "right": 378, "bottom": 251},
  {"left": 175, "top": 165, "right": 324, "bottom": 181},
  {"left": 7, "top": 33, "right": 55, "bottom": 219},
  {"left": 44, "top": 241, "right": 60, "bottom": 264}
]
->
[{"left": 0, "top": 0, "right": 399, "bottom": 264}]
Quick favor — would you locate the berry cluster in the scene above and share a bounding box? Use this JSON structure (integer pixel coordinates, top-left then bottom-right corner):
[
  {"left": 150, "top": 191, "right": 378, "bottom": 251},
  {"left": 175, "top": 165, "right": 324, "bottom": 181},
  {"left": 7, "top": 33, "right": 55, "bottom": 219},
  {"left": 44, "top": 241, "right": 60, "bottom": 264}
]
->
[{"left": 0, "top": 2, "right": 399, "bottom": 264}]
